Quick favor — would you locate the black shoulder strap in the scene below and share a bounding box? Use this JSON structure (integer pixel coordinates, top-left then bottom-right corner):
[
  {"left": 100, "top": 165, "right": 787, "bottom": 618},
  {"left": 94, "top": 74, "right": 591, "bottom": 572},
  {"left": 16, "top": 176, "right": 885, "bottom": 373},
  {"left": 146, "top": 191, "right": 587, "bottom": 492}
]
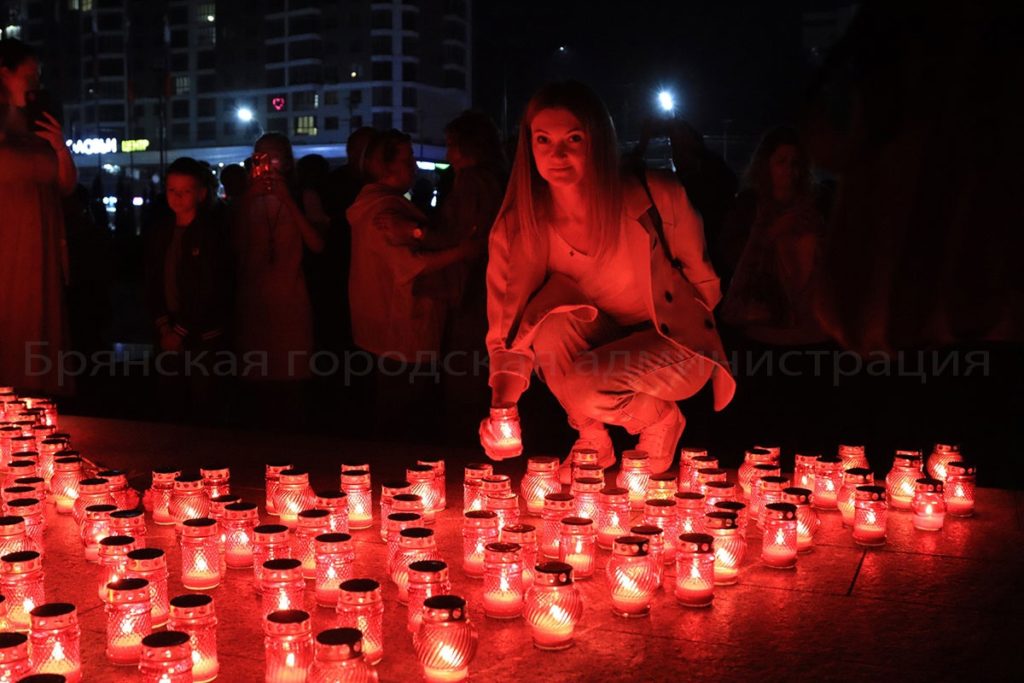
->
[{"left": 635, "top": 168, "right": 686, "bottom": 276}]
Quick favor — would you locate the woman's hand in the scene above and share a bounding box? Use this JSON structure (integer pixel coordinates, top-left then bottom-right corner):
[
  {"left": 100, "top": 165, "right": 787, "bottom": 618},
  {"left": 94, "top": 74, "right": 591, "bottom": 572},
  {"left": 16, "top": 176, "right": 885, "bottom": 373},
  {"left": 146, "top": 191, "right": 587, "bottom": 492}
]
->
[
  {"left": 478, "top": 412, "right": 524, "bottom": 461},
  {"left": 33, "top": 112, "right": 67, "bottom": 153}
]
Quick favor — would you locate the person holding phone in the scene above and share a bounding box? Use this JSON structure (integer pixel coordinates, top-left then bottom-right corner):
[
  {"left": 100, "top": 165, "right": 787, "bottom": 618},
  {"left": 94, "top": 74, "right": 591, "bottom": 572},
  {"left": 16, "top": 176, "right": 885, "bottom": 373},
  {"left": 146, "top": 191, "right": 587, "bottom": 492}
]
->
[{"left": 0, "top": 38, "right": 77, "bottom": 394}]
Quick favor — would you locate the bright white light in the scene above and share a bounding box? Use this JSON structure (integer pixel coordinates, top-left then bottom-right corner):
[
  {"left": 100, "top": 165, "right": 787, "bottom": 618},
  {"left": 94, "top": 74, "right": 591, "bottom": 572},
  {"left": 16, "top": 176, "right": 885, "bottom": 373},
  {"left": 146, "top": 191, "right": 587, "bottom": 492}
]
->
[
  {"left": 657, "top": 90, "right": 675, "bottom": 113},
  {"left": 236, "top": 107, "right": 254, "bottom": 123},
  {"left": 558, "top": 46, "right": 566, "bottom": 53},
  {"left": 350, "top": 70, "right": 358, "bottom": 78},
  {"left": 132, "top": 196, "right": 144, "bottom": 207},
  {"left": 206, "top": 14, "right": 215, "bottom": 22},
  {"left": 415, "top": 161, "right": 436, "bottom": 171}
]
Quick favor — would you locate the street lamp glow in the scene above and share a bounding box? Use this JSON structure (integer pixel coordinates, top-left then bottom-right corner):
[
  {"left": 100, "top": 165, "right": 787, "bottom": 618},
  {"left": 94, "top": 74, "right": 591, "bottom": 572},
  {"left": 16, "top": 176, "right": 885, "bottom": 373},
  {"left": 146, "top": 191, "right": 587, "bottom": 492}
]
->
[
  {"left": 657, "top": 90, "right": 675, "bottom": 113},
  {"left": 236, "top": 107, "right": 254, "bottom": 123}
]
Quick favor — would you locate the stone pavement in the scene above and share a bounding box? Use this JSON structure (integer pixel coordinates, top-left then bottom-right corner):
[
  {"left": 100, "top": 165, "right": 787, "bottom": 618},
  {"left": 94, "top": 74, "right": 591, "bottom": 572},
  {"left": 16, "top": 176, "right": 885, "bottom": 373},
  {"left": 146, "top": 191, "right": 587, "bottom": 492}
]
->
[{"left": 34, "top": 416, "right": 1024, "bottom": 682}]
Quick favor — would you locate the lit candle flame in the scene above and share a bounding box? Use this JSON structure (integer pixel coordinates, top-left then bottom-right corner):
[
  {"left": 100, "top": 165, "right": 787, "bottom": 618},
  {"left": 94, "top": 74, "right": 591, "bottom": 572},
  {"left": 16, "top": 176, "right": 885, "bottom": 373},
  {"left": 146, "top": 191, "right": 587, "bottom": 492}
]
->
[
  {"left": 615, "top": 569, "right": 640, "bottom": 594},
  {"left": 499, "top": 574, "right": 510, "bottom": 592},
  {"left": 326, "top": 566, "right": 337, "bottom": 580},
  {"left": 285, "top": 652, "right": 295, "bottom": 667},
  {"left": 901, "top": 482, "right": 914, "bottom": 496},
  {"left": 865, "top": 510, "right": 877, "bottom": 525},
  {"left": 774, "top": 529, "right": 786, "bottom": 546},
  {"left": 954, "top": 485, "right": 965, "bottom": 498},
  {"left": 121, "top": 617, "right": 135, "bottom": 634},
  {"left": 437, "top": 643, "right": 461, "bottom": 667},
  {"left": 195, "top": 556, "right": 208, "bottom": 572},
  {"left": 192, "top": 650, "right": 201, "bottom": 666},
  {"left": 924, "top": 503, "right": 934, "bottom": 515},
  {"left": 277, "top": 592, "right": 290, "bottom": 610},
  {"left": 548, "top": 604, "right": 569, "bottom": 623},
  {"left": 23, "top": 597, "right": 34, "bottom": 613},
  {"left": 716, "top": 547, "right": 737, "bottom": 567},
  {"left": 52, "top": 641, "right": 65, "bottom": 661},
  {"left": 689, "top": 562, "right": 701, "bottom": 580}
]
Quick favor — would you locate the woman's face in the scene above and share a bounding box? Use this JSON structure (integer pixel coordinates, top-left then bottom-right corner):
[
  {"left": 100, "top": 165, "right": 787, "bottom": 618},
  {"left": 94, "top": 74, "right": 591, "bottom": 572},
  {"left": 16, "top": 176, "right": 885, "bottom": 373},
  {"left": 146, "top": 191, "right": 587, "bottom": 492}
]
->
[
  {"left": 530, "top": 107, "right": 588, "bottom": 188},
  {"left": 0, "top": 57, "right": 40, "bottom": 108},
  {"left": 769, "top": 143, "right": 801, "bottom": 204}
]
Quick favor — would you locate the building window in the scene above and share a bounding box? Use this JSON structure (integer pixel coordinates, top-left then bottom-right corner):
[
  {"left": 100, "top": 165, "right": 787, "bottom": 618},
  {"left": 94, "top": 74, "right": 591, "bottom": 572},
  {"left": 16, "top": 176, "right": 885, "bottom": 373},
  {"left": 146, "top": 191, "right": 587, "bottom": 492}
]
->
[
  {"left": 371, "top": 61, "right": 392, "bottom": 80},
  {"left": 370, "top": 10, "right": 391, "bottom": 29},
  {"left": 266, "top": 44, "right": 285, "bottom": 63},
  {"left": 325, "top": 116, "right": 339, "bottom": 130},
  {"left": 402, "top": 11, "right": 418, "bottom": 31},
  {"left": 174, "top": 76, "right": 190, "bottom": 95},
  {"left": 197, "top": 26, "right": 215, "bottom": 47},
  {"left": 372, "top": 87, "right": 392, "bottom": 106},
  {"left": 371, "top": 36, "right": 391, "bottom": 56},
  {"left": 402, "top": 36, "right": 418, "bottom": 57},
  {"left": 267, "top": 116, "right": 287, "bottom": 133},
  {"left": 171, "top": 99, "right": 190, "bottom": 119},
  {"left": 293, "top": 91, "right": 318, "bottom": 110},
  {"left": 222, "top": 121, "right": 235, "bottom": 136},
  {"left": 171, "top": 54, "right": 188, "bottom": 71},
  {"left": 351, "top": 114, "right": 363, "bottom": 128},
  {"left": 402, "top": 87, "right": 417, "bottom": 107},
  {"left": 290, "top": 14, "right": 318, "bottom": 35},
  {"left": 324, "top": 90, "right": 339, "bottom": 106},
  {"left": 402, "top": 62, "right": 417, "bottom": 82},
  {"left": 171, "top": 123, "right": 190, "bottom": 141},
  {"left": 348, "top": 90, "right": 363, "bottom": 106},
  {"left": 294, "top": 115, "right": 317, "bottom": 136},
  {"left": 197, "top": 51, "right": 215, "bottom": 70},
  {"left": 197, "top": 121, "right": 216, "bottom": 141},
  {"left": 402, "top": 113, "right": 417, "bottom": 134},
  {"left": 372, "top": 112, "right": 391, "bottom": 129},
  {"left": 289, "top": 65, "right": 323, "bottom": 85},
  {"left": 266, "top": 68, "right": 285, "bottom": 88},
  {"left": 170, "top": 29, "right": 188, "bottom": 48},
  {"left": 197, "top": 74, "right": 216, "bottom": 92},
  {"left": 443, "top": 69, "right": 465, "bottom": 89},
  {"left": 99, "top": 104, "right": 124, "bottom": 121},
  {"left": 290, "top": 39, "right": 322, "bottom": 60},
  {"left": 444, "top": 43, "right": 466, "bottom": 64},
  {"left": 197, "top": 98, "right": 216, "bottom": 117},
  {"left": 196, "top": 3, "right": 215, "bottom": 22}
]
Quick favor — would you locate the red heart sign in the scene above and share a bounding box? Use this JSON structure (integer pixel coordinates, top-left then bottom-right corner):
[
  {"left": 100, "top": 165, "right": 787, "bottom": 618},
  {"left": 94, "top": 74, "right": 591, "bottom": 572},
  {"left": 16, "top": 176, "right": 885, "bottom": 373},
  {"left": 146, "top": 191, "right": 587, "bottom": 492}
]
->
[{"left": 272, "top": 97, "right": 285, "bottom": 111}]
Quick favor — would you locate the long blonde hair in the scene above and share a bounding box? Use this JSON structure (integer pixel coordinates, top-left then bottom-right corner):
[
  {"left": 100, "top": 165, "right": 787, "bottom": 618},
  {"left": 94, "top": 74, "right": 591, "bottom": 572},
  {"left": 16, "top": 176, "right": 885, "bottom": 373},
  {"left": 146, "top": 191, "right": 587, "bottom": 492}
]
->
[{"left": 497, "top": 81, "right": 622, "bottom": 260}]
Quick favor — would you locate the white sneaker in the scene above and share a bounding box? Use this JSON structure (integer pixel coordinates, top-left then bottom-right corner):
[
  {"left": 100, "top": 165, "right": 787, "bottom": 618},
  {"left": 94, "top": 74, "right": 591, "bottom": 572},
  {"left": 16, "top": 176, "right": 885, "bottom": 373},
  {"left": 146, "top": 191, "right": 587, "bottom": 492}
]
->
[
  {"left": 637, "top": 404, "right": 685, "bottom": 474},
  {"left": 559, "top": 423, "right": 615, "bottom": 484}
]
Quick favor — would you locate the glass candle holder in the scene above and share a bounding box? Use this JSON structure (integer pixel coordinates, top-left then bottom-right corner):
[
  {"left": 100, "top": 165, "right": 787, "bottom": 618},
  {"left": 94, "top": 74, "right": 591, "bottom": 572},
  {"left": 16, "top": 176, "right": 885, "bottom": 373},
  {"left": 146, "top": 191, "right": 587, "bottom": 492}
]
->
[
  {"left": 309, "top": 627, "right": 379, "bottom": 683},
  {"left": 72, "top": 477, "right": 112, "bottom": 527},
  {"left": 703, "top": 481, "right": 738, "bottom": 510},
  {"left": 0, "top": 487, "right": 32, "bottom": 510},
  {"left": 294, "top": 509, "right": 330, "bottom": 580},
  {"left": 481, "top": 542, "right": 524, "bottom": 619},
  {"left": 407, "top": 561, "right": 451, "bottom": 635},
  {"left": 169, "top": 475, "right": 210, "bottom": 526},
  {"left": 0, "top": 515, "right": 31, "bottom": 558},
  {"left": 462, "top": 510, "right": 498, "bottom": 578},
  {"left": 480, "top": 474, "right": 511, "bottom": 499},
  {"left": 264, "top": 609, "right": 313, "bottom": 683},
  {"left": 943, "top": 461, "right": 976, "bottom": 517},
  {"left": 484, "top": 491, "right": 521, "bottom": 531},
  {"left": 221, "top": 502, "right": 258, "bottom": 569},
  {"left": 0, "top": 632, "right": 29, "bottom": 681},
  {"left": 607, "top": 536, "right": 657, "bottom": 617},
  {"left": 675, "top": 492, "right": 707, "bottom": 535},
  {"left": 747, "top": 463, "right": 780, "bottom": 522},
  {"left": 415, "top": 595, "right": 478, "bottom": 683},
  {"left": 8, "top": 458, "right": 39, "bottom": 483},
  {"left": 3, "top": 499, "right": 41, "bottom": 553},
  {"left": 646, "top": 473, "right": 677, "bottom": 502},
  {"left": 391, "top": 493, "right": 426, "bottom": 526},
  {"left": 927, "top": 443, "right": 960, "bottom": 481},
  {"left": 462, "top": 463, "right": 492, "bottom": 513},
  {"left": 696, "top": 468, "right": 728, "bottom": 496},
  {"left": 575, "top": 464, "right": 605, "bottom": 484},
  {"left": 568, "top": 477, "right": 602, "bottom": 523},
  {"left": 713, "top": 501, "right": 748, "bottom": 536},
  {"left": 523, "top": 561, "right": 583, "bottom": 650},
  {"left": 755, "top": 445, "right": 781, "bottom": 464},
  {"left": 253, "top": 524, "right": 290, "bottom": 591},
  {"left": 417, "top": 457, "right": 447, "bottom": 512},
  {"left": 336, "top": 579, "right": 384, "bottom": 665},
  {"left": 595, "top": 487, "right": 630, "bottom": 549},
  {"left": 340, "top": 470, "right": 372, "bottom": 531},
  {"left": 50, "top": 457, "right": 84, "bottom": 515},
  {"left": 264, "top": 461, "right": 293, "bottom": 517},
  {"left": 501, "top": 523, "right": 538, "bottom": 585},
  {"left": 642, "top": 499, "right": 679, "bottom": 563},
  {"left": 837, "top": 468, "right": 875, "bottom": 526},
  {"left": 97, "top": 536, "right": 138, "bottom": 602},
  {"left": 568, "top": 446, "right": 599, "bottom": 481},
  {"left": 168, "top": 594, "right": 218, "bottom": 682},
  {"left": 885, "top": 450, "right": 924, "bottom": 510},
  {"left": 314, "top": 533, "right": 354, "bottom": 607},
  {"left": 738, "top": 448, "right": 773, "bottom": 497},
  {"left": 262, "top": 559, "right": 305, "bottom": 617},
  {"left": 180, "top": 518, "right": 222, "bottom": 591},
  {"left": 275, "top": 470, "right": 315, "bottom": 529},
  {"left": 96, "top": 469, "right": 130, "bottom": 510},
  {"left": 838, "top": 444, "right": 869, "bottom": 471},
  {"left": 782, "top": 487, "right": 818, "bottom": 553},
  {"left": 379, "top": 481, "right": 411, "bottom": 541},
  {"left": 340, "top": 462, "right": 370, "bottom": 476},
  {"left": 557, "top": 517, "right": 596, "bottom": 579},
  {"left": 629, "top": 525, "right": 664, "bottom": 587},
  {"left": 616, "top": 450, "right": 652, "bottom": 509},
  {"left": 793, "top": 453, "right": 819, "bottom": 490},
  {"left": 148, "top": 467, "right": 180, "bottom": 526},
  {"left": 209, "top": 494, "right": 241, "bottom": 528},
  {"left": 540, "top": 493, "right": 574, "bottom": 558},
  {"left": 385, "top": 512, "right": 423, "bottom": 576},
  {"left": 677, "top": 448, "right": 709, "bottom": 492},
  {"left": 305, "top": 492, "right": 346, "bottom": 539},
  {"left": 139, "top": 630, "right": 192, "bottom": 683},
  {"left": 761, "top": 503, "right": 798, "bottom": 569},
  {"left": 675, "top": 533, "right": 715, "bottom": 607},
  {"left": 104, "top": 578, "right": 152, "bottom": 666},
  {"left": 704, "top": 512, "right": 744, "bottom": 585},
  {"left": 852, "top": 486, "right": 887, "bottom": 547},
  {"left": 489, "top": 403, "right": 523, "bottom": 456},
  {"left": 393, "top": 528, "right": 441, "bottom": 603},
  {"left": 79, "top": 504, "right": 116, "bottom": 562},
  {"left": 199, "top": 465, "right": 230, "bottom": 499},
  {"left": 109, "top": 509, "right": 147, "bottom": 548},
  {"left": 521, "top": 457, "right": 561, "bottom": 516},
  {"left": 755, "top": 475, "right": 791, "bottom": 529},
  {"left": 406, "top": 465, "right": 440, "bottom": 522},
  {"left": 126, "top": 548, "right": 170, "bottom": 628},
  {"left": 28, "top": 603, "right": 80, "bottom": 682},
  {"left": 37, "top": 435, "right": 65, "bottom": 488},
  {"left": 812, "top": 457, "right": 844, "bottom": 511},
  {"left": 15, "top": 477, "right": 45, "bottom": 500},
  {"left": 912, "top": 478, "right": 946, "bottom": 531}
]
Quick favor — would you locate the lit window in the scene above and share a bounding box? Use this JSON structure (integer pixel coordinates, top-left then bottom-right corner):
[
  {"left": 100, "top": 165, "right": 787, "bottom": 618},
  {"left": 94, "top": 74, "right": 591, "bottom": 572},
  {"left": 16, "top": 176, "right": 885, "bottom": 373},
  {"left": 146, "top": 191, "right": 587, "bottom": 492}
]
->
[
  {"left": 294, "top": 115, "right": 317, "bottom": 136},
  {"left": 81, "top": 0, "right": 93, "bottom": 10},
  {"left": 175, "top": 75, "right": 191, "bottom": 95},
  {"left": 197, "top": 3, "right": 215, "bottom": 22}
]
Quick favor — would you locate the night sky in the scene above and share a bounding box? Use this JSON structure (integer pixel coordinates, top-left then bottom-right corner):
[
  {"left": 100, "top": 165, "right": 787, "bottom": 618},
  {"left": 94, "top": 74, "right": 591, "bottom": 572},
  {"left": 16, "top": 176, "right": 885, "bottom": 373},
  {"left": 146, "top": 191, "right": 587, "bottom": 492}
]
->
[{"left": 473, "top": 0, "right": 854, "bottom": 141}]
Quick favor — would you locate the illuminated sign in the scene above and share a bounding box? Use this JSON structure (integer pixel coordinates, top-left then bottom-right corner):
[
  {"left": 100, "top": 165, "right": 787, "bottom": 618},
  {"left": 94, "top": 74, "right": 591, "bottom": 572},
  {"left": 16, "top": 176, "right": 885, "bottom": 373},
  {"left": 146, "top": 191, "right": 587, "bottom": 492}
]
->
[
  {"left": 271, "top": 97, "right": 286, "bottom": 111},
  {"left": 121, "top": 139, "right": 150, "bottom": 152},
  {"left": 66, "top": 137, "right": 118, "bottom": 155}
]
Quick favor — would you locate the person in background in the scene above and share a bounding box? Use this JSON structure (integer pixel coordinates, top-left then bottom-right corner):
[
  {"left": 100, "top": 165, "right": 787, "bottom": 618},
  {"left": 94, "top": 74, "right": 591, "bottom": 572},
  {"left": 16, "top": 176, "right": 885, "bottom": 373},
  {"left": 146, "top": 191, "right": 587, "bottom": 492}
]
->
[
  {"left": 220, "top": 163, "right": 248, "bottom": 206},
  {"left": 0, "top": 38, "right": 76, "bottom": 395}
]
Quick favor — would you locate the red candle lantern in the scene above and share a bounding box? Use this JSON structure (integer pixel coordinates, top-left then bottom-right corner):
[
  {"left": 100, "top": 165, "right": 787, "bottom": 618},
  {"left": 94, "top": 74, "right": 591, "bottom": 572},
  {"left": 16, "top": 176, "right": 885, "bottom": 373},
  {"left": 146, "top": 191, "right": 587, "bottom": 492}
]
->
[
  {"left": 294, "top": 509, "right": 330, "bottom": 580},
  {"left": 72, "top": 477, "right": 112, "bottom": 526},
  {"left": 837, "top": 468, "right": 874, "bottom": 526},
  {"left": 262, "top": 559, "right": 305, "bottom": 617},
  {"left": 96, "top": 469, "right": 131, "bottom": 510},
  {"left": 677, "top": 448, "right": 708, "bottom": 492},
  {"left": 944, "top": 461, "right": 976, "bottom": 517},
  {"left": 540, "top": 493, "right": 574, "bottom": 558},
  {"left": 557, "top": 517, "right": 596, "bottom": 579},
  {"left": 705, "top": 512, "right": 744, "bottom": 585},
  {"left": 208, "top": 494, "right": 241, "bottom": 528},
  {"left": 0, "top": 632, "right": 29, "bottom": 680},
  {"left": 462, "top": 463, "right": 492, "bottom": 513},
  {"left": 812, "top": 457, "right": 844, "bottom": 510},
  {"left": 109, "top": 509, "right": 147, "bottom": 547},
  {"left": 309, "top": 627, "right": 379, "bottom": 683},
  {"left": 484, "top": 491, "right": 521, "bottom": 531},
  {"left": 575, "top": 463, "right": 605, "bottom": 484},
  {"left": 139, "top": 630, "right": 193, "bottom": 683},
  {"left": 28, "top": 603, "right": 81, "bottom": 682},
  {"left": 80, "top": 504, "right": 117, "bottom": 562},
  {"left": 407, "top": 560, "right": 451, "bottom": 635},
  {"left": 501, "top": 523, "right": 538, "bottom": 585},
  {"left": 886, "top": 449, "right": 923, "bottom": 510},
  {"left": 481, "top": 542, "right": 524, "bottom": 619},
  {"left": 336, "top": 579, "right": 384, "bottom": 665},
  {"left": 703, "top": 480, "right": 738, "bottom": 510},
  {"left": 414, "top": 595, "right": 478, "bottom": 683},
  {"left": 607, "top": 536, "right": 658, "bottom": 617},
  {"left": 480, "top": 474, "right": 511, "bottom": 499},
  {"left": 696, "top": 468, "right": 728, "bottom": 496},
  {"left": 738, "top": 448, "right": 773, "bottom": 497},
  {"left": 104, "top": 578, "right": 152, "bottom": 665},
  {"left": 713, "top": 501, "right": 748, "bottom": 536},
  {"left": 8, "top": 456, "right": 39, "bottom": 482},
  {"left": 926, "top": 443, "right": 960, "bottom": 481},
  {"left": 265, "top": 461, "right": 293, "bottom": 517},
  {"left": 4, "top": 499, "right": 41, "bottom": 555},
  {"left": 488, "top": 403, "right": 523, "bottom": 456},
  {"left": 461, "top": 510, "right": 498, "bottom": 577},
  {"left": 912, "top": 478, "right": 946, "bottom": 531},
  {"left": 755, "top": 445, "right": 781, "bottom": 464},
  {"left": 642, "top": 498, "right": 679, "bottom": 563},
  {"left": 37, "top": 435, "right": 66, "bottom": 488},
  {"left": 50, "top": 456, "right": 84, "bottom": 516},
  {"left": 0, "top": 516, "right": 31, "bottom": 558},
  {"left": 13, "top": 477, "right": 43, "bottom": 501},
  {"left": 747, "top": 463, "right": 780, "bottom": 522},
  {"left": 179, "top": 518, "right": 222, "bottom": 591},
  {"left": 168, "top": 594, "right": 218, "bottom": 682},
  {"left": 646, "top": 473, "right": 677, "bottom": 502},
  {"left": 761, "top": 503, "right": 798, "bottom": 569},
  {"left": 568, "top": 477, "right": 602, "bottom": 521},
  {"left": 340, "top": 470, "right": 372, "bottom": 531},
  {"left": 253, "top": 524, "right": 291, "bottom": 591},
  {"left": 782, "top": 487, "right": 818, "bottom": 553},
  {"left": 379, "top": 481, "right": 411, "bottom": 541},
  {"left": 391, "top": 493, "right": 425, "bottom": 524},
  {"left": 675, "top": 491, "right": 707, "bottom": 535},
  {"left": 852, "top": 486, "right": 887, "bottom": 547},
  {"left": 275, "top": 470, "right": 315, "bottom": 529},
  {"left": 126, "top": 548, "right": 170, "bottom": 628},
  {"left": 417, "top": 457, "right": 447, "bottom": 512},
  {"left": 595, "top": 487, "right": 630, "bottom": 549},
  {"left": 406, "top": 465, "right": 440, "bottom": 523},
  {"left": 264, "top": 609, "right": 313, "bottom": 683},
  {"left": 630, "top": 524, "right": 665, "bottom": 588},
  {"left": 314, "top": 490, "right": 349, "bottom": 534},
  {"left": 617, "top": 450, "right": 652, "bottom": 509},
  {"left": 314, "top": 533, "right": 354, "bottom": 607},
  {"left": 222, "top": 501, "right": 258, "bottom": 569},
  {"left": 523, "top": 561, "right": 583, "bottom": 650},
  {"left": 520, "top": 457, "right": 560, "bottom": 516},
  {"left": 393, "top": 528, "right": 440, "bottom": 603},
  {"left": 838, "top": 444, "right": 869, "bottom": 471},
  {"left": 674, "top": 533, "right": 715, "bottom": 608},
  {"left": 169, "top": 475, "right": 210, "bottom": 526},
  {"left": 755, "top": 475, "right": 790, "bottom": 530},
  {"left": 385, "top": 512, "right": 424, "bottom": 576},
  {"left": 793, "top": 453, "right": 819, "bottom": 490},
  {"left": 97, "top": 536, "right": 138, "bottom": 602},
  {"left": 199, "top": 464, "right": 230, "bottom": 499},
  {"left": 567, "top": 446, "right": 599, "bottom": 482},
  {"left": 149, "top": 466, "right": 180, "bottom": 526}
]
